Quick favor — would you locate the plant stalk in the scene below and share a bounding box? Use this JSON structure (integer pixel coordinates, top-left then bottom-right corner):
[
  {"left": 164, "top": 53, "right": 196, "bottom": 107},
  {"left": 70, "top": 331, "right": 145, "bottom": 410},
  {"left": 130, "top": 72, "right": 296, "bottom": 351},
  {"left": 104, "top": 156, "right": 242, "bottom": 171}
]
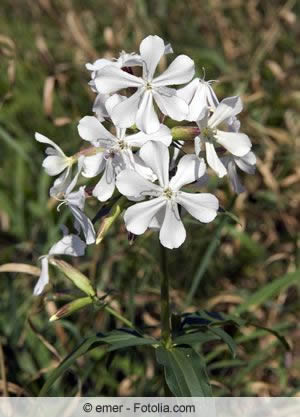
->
[
  {"left": 160, "top": 245, "right": 173, "bottom": 396},
  {"left": 160, "top": 246, "right": 171, "bottom": 348}
]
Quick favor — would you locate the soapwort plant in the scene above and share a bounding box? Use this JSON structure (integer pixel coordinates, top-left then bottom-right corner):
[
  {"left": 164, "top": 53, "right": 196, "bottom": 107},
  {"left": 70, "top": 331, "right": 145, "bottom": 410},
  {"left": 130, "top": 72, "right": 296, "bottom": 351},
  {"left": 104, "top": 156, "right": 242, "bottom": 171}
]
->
[{"left": 33, "top": 35, "right": 264, "bottom": 397}]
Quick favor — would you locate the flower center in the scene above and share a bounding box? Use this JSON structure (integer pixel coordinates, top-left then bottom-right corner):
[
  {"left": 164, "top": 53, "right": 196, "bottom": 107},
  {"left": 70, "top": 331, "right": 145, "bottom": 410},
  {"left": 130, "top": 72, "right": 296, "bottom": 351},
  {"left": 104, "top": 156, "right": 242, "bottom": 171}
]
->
[
  {"left": 117, "top": 140, "right": 128, "bottom": 150},
  {"left": 104, "top": 149, "right": 116, "bottom": 160},
  {"left": 163, "top": 187, "right": 174, "bottom": 199},
  {"left": 202, "top": 127, "right": 217, "bottom": 144},
  {"left": 145, "top": 81, "right": 153, "bottom": 90}
]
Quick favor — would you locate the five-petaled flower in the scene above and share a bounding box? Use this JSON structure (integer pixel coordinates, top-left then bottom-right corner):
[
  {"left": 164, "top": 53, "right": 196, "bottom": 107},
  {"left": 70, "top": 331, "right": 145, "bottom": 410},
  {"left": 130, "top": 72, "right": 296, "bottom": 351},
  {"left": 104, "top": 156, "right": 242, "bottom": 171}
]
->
[
  {"left": 116, "top": 141, "right": 219, "bottom": 249},
  {"left": 94, "top": 35, "right": 195, "bottom": 134},
  {"left": 195, "top": 96, "right": 252, "bottom": 178}
]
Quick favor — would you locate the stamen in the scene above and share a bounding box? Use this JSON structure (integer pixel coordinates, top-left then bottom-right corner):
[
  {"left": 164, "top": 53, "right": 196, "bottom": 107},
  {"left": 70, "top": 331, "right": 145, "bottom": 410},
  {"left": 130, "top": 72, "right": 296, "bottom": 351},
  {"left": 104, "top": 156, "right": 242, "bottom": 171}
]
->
[
  {"left": 163, "top": 187, "right": 174, "bottom": 199},
  {"left": 202, "top": 127, "right": 217, "bottom": 143}
]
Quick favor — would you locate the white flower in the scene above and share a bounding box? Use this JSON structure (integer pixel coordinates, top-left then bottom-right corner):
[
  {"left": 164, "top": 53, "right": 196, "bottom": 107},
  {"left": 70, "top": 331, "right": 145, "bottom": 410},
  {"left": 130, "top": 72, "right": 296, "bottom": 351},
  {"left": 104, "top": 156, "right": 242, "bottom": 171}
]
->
[
  {"left": 222, "top": 151, "right": 256, "bottom": 194},
  {"left": 35, "top": 132, "right": 76, "bottom": 196},
  {"left": 94, "top": 35, "right": 195, "bottom": 134},
  {"left": 177, "top": 77, "right": 219, "bottom": 121},
  {"left": 57, "top": 158, "right": 96, "bottom": 245},
  {"left": 87, "top": 45, "right": 173, "bottom": 120},
  {"left": 116, "top": 141, "right": 219, "bottom": 249},
  {"left": 195, "top": 96, "right": 252, "bottom": 178},
  {"left": 78, "top": 97, "right": 172, "bottom": 201},
  {"left": 86, "top": 51, "right": 143, "bottom": 85},
  {"left": 34, "top": 228, "right": 86, "bottom": 296}
]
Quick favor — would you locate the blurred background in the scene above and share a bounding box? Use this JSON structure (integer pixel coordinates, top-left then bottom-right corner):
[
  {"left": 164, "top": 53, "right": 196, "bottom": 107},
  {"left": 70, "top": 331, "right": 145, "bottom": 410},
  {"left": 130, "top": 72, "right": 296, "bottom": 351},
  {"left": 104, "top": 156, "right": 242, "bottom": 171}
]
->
[{"left": 0, "top": 0, "right": 299, "bottom": 396}]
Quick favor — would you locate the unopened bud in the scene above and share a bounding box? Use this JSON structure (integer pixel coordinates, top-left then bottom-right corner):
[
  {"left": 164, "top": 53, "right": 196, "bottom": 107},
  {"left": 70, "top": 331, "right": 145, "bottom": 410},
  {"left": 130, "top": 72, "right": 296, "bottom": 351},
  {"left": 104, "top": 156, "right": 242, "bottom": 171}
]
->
[
  {"left": 171, "top": 126, "right": 200, "bottom": 141},
  {"left": 49, "top": 259, "right": 96, "bottom": 297},
  {"left": 50, "top": 296, "right": 93, "bottom": 321},
  {"left": 96, "top": 196, "right": 128, "bottom": 244}
]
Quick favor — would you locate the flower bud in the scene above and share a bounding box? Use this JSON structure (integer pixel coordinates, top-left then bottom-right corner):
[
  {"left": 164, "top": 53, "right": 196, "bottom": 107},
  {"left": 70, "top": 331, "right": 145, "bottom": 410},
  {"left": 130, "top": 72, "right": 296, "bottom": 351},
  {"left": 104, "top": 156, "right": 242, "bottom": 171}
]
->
[
  {"left": 49, "top": 258, "right": 96, "bottom": 297},
  {"left": 49, "top": 296, "right": 93, "bottom": 321},
  {"left": 171, "top": 126, "right": 200, "bottom": 141},
  {"left": 96, "top": 196, "right": 127, "bottom": 244}
]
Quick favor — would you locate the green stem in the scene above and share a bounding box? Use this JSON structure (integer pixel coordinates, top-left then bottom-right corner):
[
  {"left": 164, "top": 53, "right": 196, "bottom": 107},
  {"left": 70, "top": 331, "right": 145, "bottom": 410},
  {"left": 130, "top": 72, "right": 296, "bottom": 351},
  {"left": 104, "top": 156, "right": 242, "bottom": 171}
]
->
[
  {"left": 104, "top": 305, "right": 135, "bottom": 329},
  {"left": 160, "top": 246, "right": 171, "bottom": 348},
  {"left": 160, "top": 246, "right": 173, "bottom": 396}
]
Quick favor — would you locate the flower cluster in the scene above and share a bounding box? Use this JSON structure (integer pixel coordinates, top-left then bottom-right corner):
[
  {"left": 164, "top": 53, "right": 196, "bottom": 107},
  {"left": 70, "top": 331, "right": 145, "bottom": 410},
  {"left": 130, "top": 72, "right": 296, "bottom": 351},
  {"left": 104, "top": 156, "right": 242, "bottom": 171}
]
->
[{"left": 34, "top": 35, "right": 256, "bottom": 294}]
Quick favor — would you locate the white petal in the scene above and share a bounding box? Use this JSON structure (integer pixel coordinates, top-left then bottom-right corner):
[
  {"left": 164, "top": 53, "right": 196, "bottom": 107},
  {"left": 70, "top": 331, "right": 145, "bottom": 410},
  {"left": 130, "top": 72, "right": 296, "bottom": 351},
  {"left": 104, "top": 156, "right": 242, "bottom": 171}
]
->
[
  {"left": 153, "top": 55, "right": 195, "bottom": 87},
  {"left": 92, "top": 159, "right": 116, "bottom": 201},
  {"left": 234, "top": 151, "right": 256, "bottom": 174},
  {"left": 226, "top": 158, "right": 245, "bottom": 194},
  {"left": 177, "top": 78, "right": 199, "bottom": 102},
  {"left": 205, "top": 142, "right": 227, "bottom": 177},
  {"left": 66, "top": 186, "right": 86, "bottom": 211},
  {"left": 92, "top": 93, "right": 110, "bottom": 119},
  {"left": 105, "top": 94, "right": 127, "bottom": 117},
  {"left": 159, "top": 201, "right": 186, "bottom": 249},
  {"left": 140, "top": 35, "right": 165, "bottom": 81},
  {"left": 191, "top": 82, "right": 218, "bottom": 121},
  {"left": 86, "top": 58, "right": 112, "bottom": 73},
  {"left": 35, "top": 132, "right": 65, "bottom": 157},
  {"left": 82, "top": 153, "right": 105, "bottom": 178},
  {"left": 120, "top": 52, "right": 142, "bottom": 67},
  {"left": 139, "top": 141, "right": 170, "bottom": 187},
  {"left": 153, "top": 89, "right": 188, "bottom": 121},
  {"left": 208, "top": 96, "right": 243, "bottom": 128},
  {"left": 149, "top": 206, "right": 165, "bottom": 229},
  {"left": 69, "top": 205, "right": 96, "bottom": 245},
  {"left": 126, "top": 124, "right": 172, "bottom": 147},
  {"left": 78, "top": 116, "right": 115, "bottom": 145},
  {"left": 177, "top": 78, "right": 216, "bottom": 121},
  {"left": 116, "top": 169, "right": 162, "bottom": 198},
  {"left": 110, "top": 89, "right": 142, "bottom": 128},
  {"left": 227, "top": 115, "right": 241, "bottom": 133},
  {"left": 42, "top": 155, "right": 68, "bottom": 176},
  {"left": 196, "top": 107, "right": 210, "bottom": 129},
  {"left": 50, "top": 167, "right": 72, "bottom": 197},
  {"left": 33, "top": 257, "right": 49, "bottom": 296},
  {"left": 177, "top": 78, "right": 204, "bottom": 121},
  {"left": 164, "top": 43, "right": 173, "bottom": 54},
  {"left": 64, "top": 156, "right": 85, "bottom": 195},
  {"left": 49, "top": 234, "right": 86, "bottom": 256},
  {"left": 136, "top": 90, "right": 160, "bottom": 134},
  {"left": 133, "top": 154, "right": 157, "bottom": 182},
  {"left": 94, "top": 65, "right": 143, "bottom": 94},
  {"left": 216, "top": 130, "right": 252, "bottom": 157},
  {"left": 176, "top": 192, "right": 219, "bottom": 223},
  {"left": 194, "top": 136, "right": 203, "bottom": 156},
  {"left": 124, "top": 197, "right": 166, "bottom": 235},
  {"left": 170, "top": 155, "right": 206, "bottom": 190}
]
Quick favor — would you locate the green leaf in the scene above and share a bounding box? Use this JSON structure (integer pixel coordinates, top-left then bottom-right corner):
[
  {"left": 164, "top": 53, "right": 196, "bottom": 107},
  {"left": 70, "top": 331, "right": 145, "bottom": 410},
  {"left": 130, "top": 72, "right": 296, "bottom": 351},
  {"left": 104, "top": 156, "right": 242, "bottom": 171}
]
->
[
  {"left": 103, "top": 329, "right": 156, "bottom": 352},
  {"left": 156, "top": 346, "right": 212, "bottom": 397},
  {"left": 173, "top": 330, "right": 219, "bottom": 346},
  {"left": 235, "top": 269, "right": 300, "bottom": 315},
  {"left": 39, "top": 335, "right": 105, "bottom": 396},
  {"left": 208, "top": 327, "right": 237, "bottom": 358},
  {"left": 39, "top": 330, "right": 156, "bottom": 395},
  {"left": 247, "top": 323, "right": 291, "bottom": 351}
]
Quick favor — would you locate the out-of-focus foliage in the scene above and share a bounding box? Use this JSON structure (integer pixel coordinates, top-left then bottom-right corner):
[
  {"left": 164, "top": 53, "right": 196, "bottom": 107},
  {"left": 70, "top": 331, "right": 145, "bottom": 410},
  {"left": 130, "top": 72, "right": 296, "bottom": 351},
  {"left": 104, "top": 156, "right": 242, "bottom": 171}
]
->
[{"left": 0, "top": 0, "right": 299, "bottom": 396}]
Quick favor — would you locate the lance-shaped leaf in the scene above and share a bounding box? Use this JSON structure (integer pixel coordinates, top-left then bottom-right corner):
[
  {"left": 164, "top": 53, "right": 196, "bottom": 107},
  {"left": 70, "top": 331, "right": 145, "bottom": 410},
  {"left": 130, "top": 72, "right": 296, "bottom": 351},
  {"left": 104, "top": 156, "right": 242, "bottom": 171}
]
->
[
  {"left": 156, "top": 346, "right": 212, "bottom": 397},
  {"left": 39, "top": 330, "right": 156, "bottom": 395},
  {"left": 173, "top": 330, "right": 220, "bottom": 346},
  {"left": 49, "top": 296, "right": 94, "bottom": 322},
  {"left": 49, "top": 259, "right": 96, "bottom": 297},
  {"left": 208, "top": 327, "right": 237, "bottom": 358}
]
